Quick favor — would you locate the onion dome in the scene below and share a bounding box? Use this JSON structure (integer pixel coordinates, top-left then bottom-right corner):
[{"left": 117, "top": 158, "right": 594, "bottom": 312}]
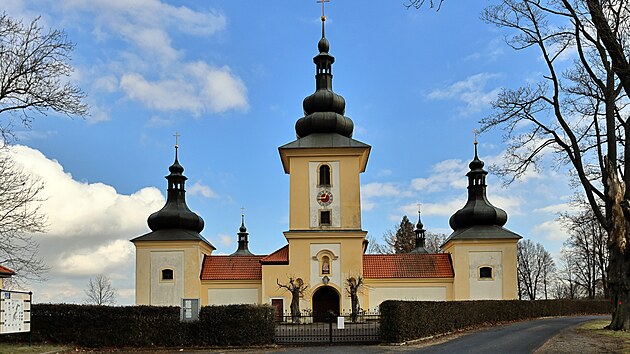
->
[
  {"left": 232, "top": 212, "right": 253, "bottom": 256},
  {"left": 295, "top": 17, "right": 354, "bottom": 139},
  {"left": 147, "top": 146, "right": 205, "bottom": 233},
  {"left": 449, "top": 142, "right": 507, "bottom": 230},
  {"left": 411, "top": 209, "right": 429, "bottom": 254}
]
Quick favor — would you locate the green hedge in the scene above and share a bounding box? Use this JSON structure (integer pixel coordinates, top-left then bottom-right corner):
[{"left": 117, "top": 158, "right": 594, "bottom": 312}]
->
[
  {"left": 0, "top": 304, "right": 274, "bottom": 348},
  {"left": 380, "top": 299, "right": 611, "bottom": 343}
]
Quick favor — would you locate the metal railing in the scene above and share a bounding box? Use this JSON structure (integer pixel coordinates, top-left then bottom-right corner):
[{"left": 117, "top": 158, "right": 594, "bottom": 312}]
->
[{"left": 274, "top": 309, "right": 380, "bottom": 344}]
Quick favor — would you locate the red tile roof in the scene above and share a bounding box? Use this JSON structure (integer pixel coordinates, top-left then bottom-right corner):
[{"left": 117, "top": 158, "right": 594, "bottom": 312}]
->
[
  {"left": 0, "top": 264, "right": 15, "bottom": 276},
  {"left": 363, "top": 253, "right": 454, "bottom": 279},
  {"left": 201, "top": 255, "right": 263, "bottom": 280},
  {"left": 260, "top": 245, "right": 289, "bottom": 264}
]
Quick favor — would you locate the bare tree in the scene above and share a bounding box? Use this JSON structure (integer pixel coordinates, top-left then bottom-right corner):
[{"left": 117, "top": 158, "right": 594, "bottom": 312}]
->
[
  {"left": 0, "top": 149, "right": 47, "bottom": 286},
  {"left": 0, "top": 12, "right": 88, "bottom": 142},
  {"left": 345, "top": 276, "right": 364, "bottom": 323},
  {"left": 518, "top": 239, "right": 555, "bottom": 300},
  {"left": 408, "top": 0, "right": 630, "bottom": 331},
  {"left": 85, "top": 273, "right": 116, "bottom": 306},
  {"left": 277, "top": 276, "right": 308, "bottom": 323},
  {"left": 424, "top": 232, "right": 447, "bottom": 253},
  {"left": 560, "top": 200, "right": 609, "bottom": 298}
]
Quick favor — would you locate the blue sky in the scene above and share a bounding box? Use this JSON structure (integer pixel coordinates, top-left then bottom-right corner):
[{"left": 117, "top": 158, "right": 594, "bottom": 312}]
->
[{"left": 4, "top": 0, "right": 576, "bottom": 304}]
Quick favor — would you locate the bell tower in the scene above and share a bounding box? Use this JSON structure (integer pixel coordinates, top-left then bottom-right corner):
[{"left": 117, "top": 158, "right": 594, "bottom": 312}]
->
[{"left": 276, "top": 6, "right": 370, "bottom": 313}]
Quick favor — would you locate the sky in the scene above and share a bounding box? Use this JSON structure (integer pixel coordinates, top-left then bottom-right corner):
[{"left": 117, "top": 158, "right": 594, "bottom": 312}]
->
[{"left": 3, "top": 0, "right": 579, "bottom": 305}]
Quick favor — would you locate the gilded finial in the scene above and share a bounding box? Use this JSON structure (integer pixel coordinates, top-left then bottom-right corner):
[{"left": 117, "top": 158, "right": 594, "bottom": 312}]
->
[
  {"left": 318, "top": 0, "right": 330, "bottom": 21},
  {"left": 417, "top": 202, "right": 422, "bottom": 215},
  {"left": 174, "top": 131, "right": 181, "bottom": 149},
  {"left": 473, "top": 129, "right": 478, "bottom": 145}
]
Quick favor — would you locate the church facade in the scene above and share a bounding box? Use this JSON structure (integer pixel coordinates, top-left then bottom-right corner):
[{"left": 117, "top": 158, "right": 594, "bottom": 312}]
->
[{"left": 131, "top": 18, "right": 521, "bottom": 315}]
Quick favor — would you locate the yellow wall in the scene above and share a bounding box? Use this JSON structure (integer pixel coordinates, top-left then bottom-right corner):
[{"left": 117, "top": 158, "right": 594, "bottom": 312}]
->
[
  {"left": 281, "top": 147, "right": 368, "bottom": 230},
  {"left": 364, "top": 278, "right": 454, "bottom": 309},
  {"left": 442, "top": 239, "right": 519, "bottom": 300},
  {"left": 133, "top": 240, "right": 213, "bottom": 305},
  {"left": 201, "top": 280, "right": 262, "bottom": 306}
]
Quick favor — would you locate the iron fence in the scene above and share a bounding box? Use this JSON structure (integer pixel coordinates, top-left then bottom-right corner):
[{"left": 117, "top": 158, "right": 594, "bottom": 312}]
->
[{"left": 274, "top": 309, "right": 380, "bottom": 344}]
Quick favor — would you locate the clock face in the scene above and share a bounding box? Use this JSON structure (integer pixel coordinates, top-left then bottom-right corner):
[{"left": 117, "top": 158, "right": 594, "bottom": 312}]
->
[{"left": 317, "top": 190, "right": 333, "bottom": 207}]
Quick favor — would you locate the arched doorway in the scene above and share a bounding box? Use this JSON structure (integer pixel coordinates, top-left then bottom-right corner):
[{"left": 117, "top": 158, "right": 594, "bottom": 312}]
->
[{"left": 312, "top": 286, "right": 340, "bottom": 322}]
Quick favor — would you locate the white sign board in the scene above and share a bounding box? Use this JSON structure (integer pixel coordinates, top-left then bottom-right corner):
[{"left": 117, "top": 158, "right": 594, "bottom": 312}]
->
[{"left": 0, "top": 291, "right": 31, "bottom": 334}]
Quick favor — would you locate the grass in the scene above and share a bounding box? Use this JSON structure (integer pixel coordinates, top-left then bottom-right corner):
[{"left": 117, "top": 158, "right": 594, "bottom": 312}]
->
[
  {"left": 0, "top": 343, "right": 70, "bottom": 354},
  {"left": 580, "top": 319, "right": 630, "bottom": 354}
]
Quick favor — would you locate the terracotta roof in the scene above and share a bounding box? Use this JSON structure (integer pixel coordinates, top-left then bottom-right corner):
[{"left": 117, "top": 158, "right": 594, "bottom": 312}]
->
[
  {"left": 260, "top": 245, "right": 289, "bottom": 264},
  {"left": 363, "top": 253, "right": 454, "bottom": 279},
  {"left": 0, "top": 264, "right": 15, "bottom": 276},
  {"left": 201, "top": 255, "right": 263, "bottom": 280}
]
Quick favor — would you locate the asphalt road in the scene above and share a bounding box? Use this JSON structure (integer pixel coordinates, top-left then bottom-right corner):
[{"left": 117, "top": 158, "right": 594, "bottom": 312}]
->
[{"left": 269, "top": 315, "right": 607, "bottom": 354}]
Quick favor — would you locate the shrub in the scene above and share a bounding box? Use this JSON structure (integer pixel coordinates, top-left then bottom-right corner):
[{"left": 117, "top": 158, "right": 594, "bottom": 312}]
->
[
  {"left": 0, "top": 303, "right": 274, "bottom": 348},
  {"left": 380, "top": 299, "right": 610, "bottom": 343}
]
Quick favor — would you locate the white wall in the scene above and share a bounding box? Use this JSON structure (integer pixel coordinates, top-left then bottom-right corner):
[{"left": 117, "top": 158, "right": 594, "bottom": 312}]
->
[
  {"left": 207, "top": 288, "right": 258, "bottom": 305},
  {"left": 150, "top": 251, "right": 184, "bottom": 306},
  {"left": 469, "top": 251, "right": 503, "bottom": 300}
]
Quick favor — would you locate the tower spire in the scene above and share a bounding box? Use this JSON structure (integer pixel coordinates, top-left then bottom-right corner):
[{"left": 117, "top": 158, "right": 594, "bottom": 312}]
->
[
  {"left": 146, "top": 135, "right": 205, "bottom": 233},
  {"left": 232, "top": 207, "right": 253, "bottom": 256},
  {"left": 294, "top": 0, "right": 354, "bottom": 139},
  {"left": 411, "top": 203, "right": 429, "bottom": 254},
  {"left": 449, "top": 137, "right": 508, "bottom": 231}
]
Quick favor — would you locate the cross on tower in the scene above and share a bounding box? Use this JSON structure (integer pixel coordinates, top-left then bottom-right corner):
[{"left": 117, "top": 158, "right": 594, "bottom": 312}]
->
[
  {"left": 174, "top": 131, "right": 181, "bottom": 148},
  {"left": 241, "top": 207, "right": 245, "bottom": 217},
  {"left": 417, "top": 202, "right": 422, "bottom": 215},
  {"left": 317, "top": 0, "right": 330, "bottom": 20},
  {"left": 473, "top": 129, "right": 478, "bottom": 145}
]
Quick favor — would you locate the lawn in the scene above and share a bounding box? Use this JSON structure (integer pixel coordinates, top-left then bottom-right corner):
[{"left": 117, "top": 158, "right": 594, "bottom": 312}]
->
[{"left": 581, "top": 320, "right": 630, "bottom": 354}]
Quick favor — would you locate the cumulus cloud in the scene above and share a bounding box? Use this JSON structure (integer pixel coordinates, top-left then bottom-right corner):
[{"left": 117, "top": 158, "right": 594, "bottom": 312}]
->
[
  {"left": 57, "top": 0, "right": 248, "bottom": 117},
  {"left": 410, "top": 159, "right": 468, "bottom": 193},
  {"left": 10, "top": 145, "right": 165, "bottom": 304},
  {"left": 188, "top": 181, "right": 218, "bottom": 199},
  {"left": 361, "top": 182, "right": 408, "bottom": 211},
  {"left": 427, "top": 73, "right": 502, "bottom": 115}
]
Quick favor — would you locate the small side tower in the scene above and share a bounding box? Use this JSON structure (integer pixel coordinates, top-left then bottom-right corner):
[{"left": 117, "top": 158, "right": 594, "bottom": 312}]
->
[
  {"left": 131, "top": 136, "right": 215, "bottom": 305},
  {"left": 231, "top": 211, "right": 254, "bottom": 256},
  {"left": 410, "top": 206, "right": 429, "bottom": 254},
  {"left": 442, "top": 137, "right": 521, "bottom": 300}
]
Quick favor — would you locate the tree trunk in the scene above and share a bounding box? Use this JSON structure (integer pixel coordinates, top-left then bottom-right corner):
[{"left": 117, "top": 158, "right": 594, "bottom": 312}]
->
[
  {"left": 290, "top": 289, "right": 301, "bottom": 323},
  {"left": 605, "top": 158, "right": 630, "bottom": 330}
]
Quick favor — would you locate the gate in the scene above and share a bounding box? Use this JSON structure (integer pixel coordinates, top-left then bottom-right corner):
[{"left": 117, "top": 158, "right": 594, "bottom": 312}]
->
[{"left": 274, "top": 310, "right": 380, "bottom": 344}]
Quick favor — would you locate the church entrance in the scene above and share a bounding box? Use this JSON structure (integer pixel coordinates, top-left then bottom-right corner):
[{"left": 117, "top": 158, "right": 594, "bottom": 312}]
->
[{"left": 312, "top": 286, "right": 340, "bottom": 322}]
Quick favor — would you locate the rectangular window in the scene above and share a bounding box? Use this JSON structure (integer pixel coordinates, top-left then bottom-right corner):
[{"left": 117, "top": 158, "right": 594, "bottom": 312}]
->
[{"left": 320, "top": 210, "right": 331, "bottom": 226}]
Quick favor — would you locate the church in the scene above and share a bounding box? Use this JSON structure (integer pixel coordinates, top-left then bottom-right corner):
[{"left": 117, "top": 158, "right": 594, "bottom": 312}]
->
[{"left": 131, "top": 14, "right": 521, "bottom": 317}]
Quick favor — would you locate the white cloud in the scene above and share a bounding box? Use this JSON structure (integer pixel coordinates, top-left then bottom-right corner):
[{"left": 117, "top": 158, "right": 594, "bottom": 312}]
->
[
  {"left": 9, "top": 145, "right": 165, "bottom": 304},
  {"left": 410, "top": 159, "right": 468, "bottom": 193},
  {"left": 57, "top": 0, "right": 247, "bottom": 117},
  {"left": 533, "top": 219, "right": 568, "bottom": 241},
  {"left": 427, "top": 73, "right": 502, "bottom": 115},
  {"left": 188, "top": 181, "right": 218, "bottom": 199},
  {"left": 361, "top": 182, "right": 409, "bottom": 212}
]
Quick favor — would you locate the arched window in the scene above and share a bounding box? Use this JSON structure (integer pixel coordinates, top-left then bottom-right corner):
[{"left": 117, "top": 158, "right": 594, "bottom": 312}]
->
[
  {"left": 479, "top": 266, "right": 493, "bottom": 279},
  {"left": 322, "top": 256, "right": 330, "bottom": 275},
  {"left": 161, "top": 268, "right": 174, "bottom": 281},
  {"left": 319, "top": 164, "right": 331, "bottom": 187}
]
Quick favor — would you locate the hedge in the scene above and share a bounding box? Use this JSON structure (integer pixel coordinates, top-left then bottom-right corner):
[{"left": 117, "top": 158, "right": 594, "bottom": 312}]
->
[
  {"left": 0, "top": 304, "right": 275, "bottom": 348},
  {"left": 380, "top": 299, "right": 611, "bottom": 343}
]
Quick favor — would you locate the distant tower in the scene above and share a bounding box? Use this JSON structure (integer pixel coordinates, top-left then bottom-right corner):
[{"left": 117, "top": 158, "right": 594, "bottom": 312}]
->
[
  {"left": 411, "top": 206, "right": 429, "bottom": 254},
  {"left": 131, "top": 134, "right": 215, "bottom": 305},
  {"left": 442, "top": 136, "right": 521, "bottom": 300},
  {"left": 231, "top": 210, "right": 253, "bottom": 256}
]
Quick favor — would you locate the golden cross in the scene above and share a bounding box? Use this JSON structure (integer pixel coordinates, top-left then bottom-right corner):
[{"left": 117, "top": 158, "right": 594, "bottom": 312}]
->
[
  {"left": 317, "top": 0, "right": 330, "bottom": 20},
  {"left": 241, "top": 207, "right": 245, "bottom": 217},
  {"left": 174, "top": 131, "right": 181, "bottom": 148},
  {"left": 473, "top": 129, "right": 478, "bottom": 145},
  {"left": 417, "top": 202, "right": 422, "bottom": 214}
]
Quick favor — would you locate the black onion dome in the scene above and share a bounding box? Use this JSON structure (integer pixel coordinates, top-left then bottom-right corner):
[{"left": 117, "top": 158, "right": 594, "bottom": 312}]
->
[
  {"left": 449, "top": 144, "right": 508, "bottom": 230},
  {"left": 295, "top": 20, "right": 354, "bottom": 139},
  {"left": 147, "top": 151, "right": 204, "bottom": 233}
]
